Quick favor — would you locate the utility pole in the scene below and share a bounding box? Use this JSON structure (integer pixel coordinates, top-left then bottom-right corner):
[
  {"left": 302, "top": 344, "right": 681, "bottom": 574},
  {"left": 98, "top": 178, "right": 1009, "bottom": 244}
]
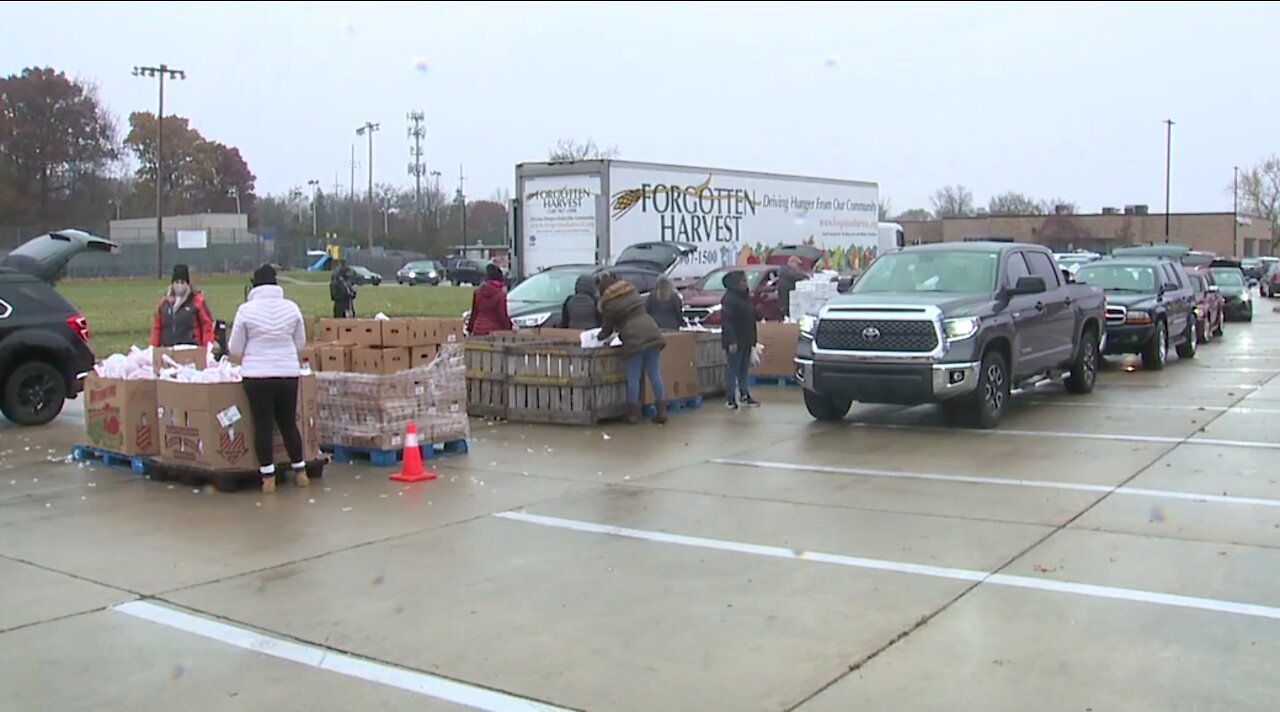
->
[
  {"left": 347, "top": 144, "right": 358, "bottom": 232},
  {"left": 355, "top": 122, "right": 380, "bottom": 250},
  {"left": 430, "top": 170, "right": 442, "bottom": 230},
  {"left": 1233, "top": 165, "right": 1240, "bottom": 257},
  {"left": 1163, "top": 119, "right": 1174, "bottom": 244},
  {"left": 307, "top": 179, "right": 320, "bottom": 237},
  {"left": 457, "top": 164, "right": 467, "bottom": 256},
  {"left": 407, "top": 111, "right": 426, "bottom": 243},
  {"left": 132, "top": 63, "right": 186, "bottom": 279}
]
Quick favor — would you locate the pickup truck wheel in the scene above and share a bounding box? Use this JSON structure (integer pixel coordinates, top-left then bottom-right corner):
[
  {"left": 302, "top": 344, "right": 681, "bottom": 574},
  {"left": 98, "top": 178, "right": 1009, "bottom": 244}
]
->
[
  {"left": 972, "top": 351, "right": 1009, "bottom": 429},
  {"left": 1, "top": 362, "right": 67, "bottom": 426},
  {"left": 804, "top": 390, "right": 852, "bottom": 422},
  {"left": 1065, "top": 328, "right": 1099, "bottom": 395},
  {"left": 1176, "top": 319, "right": 1198, "bottom": 359},
  {"left": 1141, "top": 321, "right": 1168, "bottom": 371}
]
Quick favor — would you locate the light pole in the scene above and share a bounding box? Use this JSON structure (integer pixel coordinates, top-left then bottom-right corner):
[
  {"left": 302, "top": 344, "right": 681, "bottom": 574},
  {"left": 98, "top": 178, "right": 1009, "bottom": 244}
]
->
[
  {"left": 355, "top": 122, "right": 380, "bottom": 250},
  {"left": 1233, "top": 165, "right": 1240, "bottom": 257},
  {"left": 227, "top": 186, "right": 241, "bottom": 215},
  {"left": 132, "top": 63, "right": 186, "bottom": 279},
  {"left": 307, "top": 179, "right": 320, "bottom": 237},
  {"left": 430, "top": 170, "right": 442, "bottom": 229},
  {"left": 1163, "top": 118, "right": 1174, "bottom": 243}
]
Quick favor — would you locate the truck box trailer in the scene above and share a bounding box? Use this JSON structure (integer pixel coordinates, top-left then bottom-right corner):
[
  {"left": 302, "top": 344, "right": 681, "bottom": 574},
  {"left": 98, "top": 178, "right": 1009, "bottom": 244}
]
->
[{"left": 513, "top": 160, "right": 887, "bottom": 281}]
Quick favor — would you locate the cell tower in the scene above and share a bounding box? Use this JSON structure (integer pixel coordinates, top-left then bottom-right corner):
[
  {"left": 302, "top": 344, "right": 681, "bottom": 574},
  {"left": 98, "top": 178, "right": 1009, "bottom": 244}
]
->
[{"left": 407, "top": 110, "right": 426, "bottom": 238}]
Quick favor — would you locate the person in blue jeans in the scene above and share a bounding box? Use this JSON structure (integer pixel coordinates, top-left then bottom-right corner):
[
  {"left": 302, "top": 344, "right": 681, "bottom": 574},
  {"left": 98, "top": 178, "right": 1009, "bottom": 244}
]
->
[
  {"left": 720, "top": 270, "right": 761, "bottom": 409},
  {"left": 598, "top": 272, "right": 667, "bottom": 424}
]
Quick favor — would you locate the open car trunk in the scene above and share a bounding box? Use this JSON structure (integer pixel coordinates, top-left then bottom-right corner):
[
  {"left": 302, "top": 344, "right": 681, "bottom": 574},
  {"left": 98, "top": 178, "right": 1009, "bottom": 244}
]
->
[
  {"left": 0, "top": 229, "right": 118, "bottom": 283},
  {"left": 614, "top": 241, "right": 697, "bottom": 274}
]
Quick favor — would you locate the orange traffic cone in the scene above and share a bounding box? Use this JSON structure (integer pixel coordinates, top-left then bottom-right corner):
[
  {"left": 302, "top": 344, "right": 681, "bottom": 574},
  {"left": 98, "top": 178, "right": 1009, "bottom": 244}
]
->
[{"left": 390, "top": 422, "right": 436, "bottom": 482}]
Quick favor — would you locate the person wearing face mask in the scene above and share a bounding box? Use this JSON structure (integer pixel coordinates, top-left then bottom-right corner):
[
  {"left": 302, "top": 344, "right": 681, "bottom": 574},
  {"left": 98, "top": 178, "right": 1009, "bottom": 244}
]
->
[{"left": 150, "top": 264, "right": 214, "bottom": 348}]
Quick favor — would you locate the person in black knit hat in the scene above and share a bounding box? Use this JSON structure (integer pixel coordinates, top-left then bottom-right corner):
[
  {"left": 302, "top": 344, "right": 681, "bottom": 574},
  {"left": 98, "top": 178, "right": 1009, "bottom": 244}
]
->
[{"left": 150, "top": 264, "right": 214, "bottom": 348}]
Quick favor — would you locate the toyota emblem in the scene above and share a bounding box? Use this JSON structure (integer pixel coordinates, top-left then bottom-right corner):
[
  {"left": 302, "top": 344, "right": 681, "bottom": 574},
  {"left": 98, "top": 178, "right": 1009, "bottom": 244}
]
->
[{"left": 861, "top": 326, "right": 881, "bottom": 340}]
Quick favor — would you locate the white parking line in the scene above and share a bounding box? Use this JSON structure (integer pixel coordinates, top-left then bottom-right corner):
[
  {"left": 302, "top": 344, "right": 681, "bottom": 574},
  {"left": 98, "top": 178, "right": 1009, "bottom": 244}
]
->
[
  {"left": 494, "top": 511, "right": 1280, "bottom": 622},
  {"left": 1022, "top": 400, "right": 1280, "bottom": 415},
  {"left": 845, "top": 422, "right": 1280, "bottom": 450},
  {"left": 113, "top": 601, "right": 571, "bottom": 712},
  {"left": 1098, "top": 382, "right": 1261, "bottom": 390},
  {"left": 709, "top": 458, "right": 1280, "bottom": 508}
]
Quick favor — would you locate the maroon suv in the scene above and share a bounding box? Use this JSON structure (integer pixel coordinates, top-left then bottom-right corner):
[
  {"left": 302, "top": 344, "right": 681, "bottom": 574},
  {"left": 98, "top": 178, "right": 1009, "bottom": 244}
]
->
[{"left": 680, "top": 265, "right": 780, "bottom": 326}]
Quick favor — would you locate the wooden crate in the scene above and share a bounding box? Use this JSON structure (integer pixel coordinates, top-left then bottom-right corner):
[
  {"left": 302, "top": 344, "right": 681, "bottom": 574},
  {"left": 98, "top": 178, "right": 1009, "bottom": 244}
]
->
[
  {"left": 693, "top": 332, "right": 726, "bottom": 396},
  {"left": 467, "top": 378, "right": 509, "bottom": 419},
  {"left": 505, "top": 342, "right": 628, "bottom": 424},
  {"left": 698, "top": 364, "right": 726, "bottom": 397},
  {"left": 464, "top": 333, "right": 557, "bottom": 418}
]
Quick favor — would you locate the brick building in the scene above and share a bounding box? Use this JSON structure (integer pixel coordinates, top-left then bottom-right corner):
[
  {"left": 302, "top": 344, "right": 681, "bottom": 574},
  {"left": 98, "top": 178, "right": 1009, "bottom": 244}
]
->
[{"left": 901, "top": 207, "right": 1272, "bottom": 257}]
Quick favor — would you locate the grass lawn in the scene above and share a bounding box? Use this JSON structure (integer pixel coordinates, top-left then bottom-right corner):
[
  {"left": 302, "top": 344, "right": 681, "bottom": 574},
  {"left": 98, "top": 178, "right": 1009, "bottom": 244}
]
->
[{"left": 59, "top": 272, "right": 474, "bottom": 357}]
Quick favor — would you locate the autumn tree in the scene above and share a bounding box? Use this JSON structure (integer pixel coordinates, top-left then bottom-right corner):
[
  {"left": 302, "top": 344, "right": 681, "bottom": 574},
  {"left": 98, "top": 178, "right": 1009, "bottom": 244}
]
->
[
  {"left": 124, "top": 111, "right": 256, "bottom": 217},
  {"left": 0, "top": 67, "right": 118, "bottom": 220},
  {"left": 1235, "top": 156, "right": 1280, "bottom": 249},
  {"left": 548, "top": 138, "right": 619, "bottom": 161},
  {"left": 987, "top": 191, "right": 1044, "bottom": 216},
  {"left": 930, "top": 185, "right": 975, "bottom": 218}
]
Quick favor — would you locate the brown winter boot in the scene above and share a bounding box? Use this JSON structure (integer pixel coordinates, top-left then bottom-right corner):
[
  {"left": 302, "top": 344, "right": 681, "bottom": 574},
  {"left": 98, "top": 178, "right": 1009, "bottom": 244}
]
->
[
  {"left": 292, "top": 462, "right": 310, "bottom": 488},
  {"left": 261, "top": 476, "right": 277, "bottom": 494},
  {"left": 625, "top": 403, "right": 642, "bottom": 424},
  {"left": 653, "top": 400, "right": 668, "bottom": 425}
]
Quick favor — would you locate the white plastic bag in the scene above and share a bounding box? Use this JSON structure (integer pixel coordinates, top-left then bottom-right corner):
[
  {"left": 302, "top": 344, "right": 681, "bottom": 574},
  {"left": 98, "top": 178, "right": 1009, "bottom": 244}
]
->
[{"left": 750, "top": 343, "right": 764, "bottom": 367}]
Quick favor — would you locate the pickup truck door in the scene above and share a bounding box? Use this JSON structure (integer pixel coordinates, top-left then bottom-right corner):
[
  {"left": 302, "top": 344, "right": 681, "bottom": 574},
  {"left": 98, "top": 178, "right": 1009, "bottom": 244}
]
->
[
  {"left": 1024, "top": 250, "right": 1076, "bottom": 368},
  {"left": 1002, "top": 251, "right": 1052, "bottom": 376},
  {"left": 1159, "top": 263, "right": 1191, "bottom": 338}
]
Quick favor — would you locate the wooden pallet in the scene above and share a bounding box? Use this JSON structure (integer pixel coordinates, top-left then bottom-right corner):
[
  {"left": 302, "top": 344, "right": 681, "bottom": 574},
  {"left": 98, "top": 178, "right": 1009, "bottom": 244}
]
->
[
  {"left": 642, "top": 395, "right": 703, "bottom": 419},
  {"left": 323, "top": 438, "right": 469, "bottom": 467},
  {"left": 70, "top": 445, "right": 152, "bottom": 475},
  {"left": 148, "top": 459, "right": 327, "bottom": 493}
]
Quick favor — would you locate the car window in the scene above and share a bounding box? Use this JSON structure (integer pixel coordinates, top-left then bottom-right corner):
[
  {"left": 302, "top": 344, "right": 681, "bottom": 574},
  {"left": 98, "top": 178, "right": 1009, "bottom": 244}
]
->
[
  {"left": 1024, "top": 251, "right": 1061, "bottom": 287},
  {"left": 1005, "top": 253, "right": 1031, "bottom": 286},
  {"left": 1211, "top": 268, "right": 1245, "bottom": 286},
  {"left": 1191, "top": 274, "right": 1205, "bottom": 294},
  {"left": 1075, "top": 264, "right": 1156, "bottom": 292},
  {"left": 1163, "top": 264, "right": 1185, "bottom": 288}
]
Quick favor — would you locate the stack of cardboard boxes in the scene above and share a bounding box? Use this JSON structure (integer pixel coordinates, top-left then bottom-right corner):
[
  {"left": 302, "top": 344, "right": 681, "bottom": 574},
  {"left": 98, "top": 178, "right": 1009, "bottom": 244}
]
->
[
  {"left": 309, "top": 317, "right": 463, "bottom": 375},
  {"left": 750, "top": 322, "right": 801, "bottom": 379}
]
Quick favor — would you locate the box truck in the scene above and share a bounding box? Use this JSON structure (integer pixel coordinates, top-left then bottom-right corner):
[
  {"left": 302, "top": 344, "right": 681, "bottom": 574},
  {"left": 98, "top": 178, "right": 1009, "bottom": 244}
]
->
[{"left": 513, "top": 160, "right": 892, "bottom": 281}]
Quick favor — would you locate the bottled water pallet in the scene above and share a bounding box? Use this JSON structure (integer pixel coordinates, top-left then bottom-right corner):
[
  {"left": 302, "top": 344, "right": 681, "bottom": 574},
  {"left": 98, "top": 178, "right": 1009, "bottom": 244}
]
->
[
  {"left": 323, "top": 438, "right": 469, "bottom": 467},
  {"left": 747, "top": 374, "right": 799, "bottom": 387},
  {"left": 70, "top": 445, "right": 152, "bottom": 475},
  {"left": 642, "top": 395, "right": 703, "bottom": 419}
]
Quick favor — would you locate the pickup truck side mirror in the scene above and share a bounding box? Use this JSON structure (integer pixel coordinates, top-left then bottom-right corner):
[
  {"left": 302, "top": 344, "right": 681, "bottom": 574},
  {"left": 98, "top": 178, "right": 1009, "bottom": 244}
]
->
[
  {"left": 1208, "top": 284, "right": 1220, "bottom": 293},
  {"left": 1007, "top": 276, "right": 1047, "bottom": 296}
]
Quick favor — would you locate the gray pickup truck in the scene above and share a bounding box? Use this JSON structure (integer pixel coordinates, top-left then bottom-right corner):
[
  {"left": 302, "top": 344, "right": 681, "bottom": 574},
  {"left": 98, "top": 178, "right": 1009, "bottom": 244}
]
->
[{"left": 795, "top": 242, "right": 1106, "bottom": 428}]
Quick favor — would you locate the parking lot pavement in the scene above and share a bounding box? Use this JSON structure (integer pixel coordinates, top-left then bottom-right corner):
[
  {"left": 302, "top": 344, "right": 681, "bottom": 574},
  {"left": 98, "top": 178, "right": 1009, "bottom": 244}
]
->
[{"left": 2, "top": 305, "right": 1279, "bottom": 710}]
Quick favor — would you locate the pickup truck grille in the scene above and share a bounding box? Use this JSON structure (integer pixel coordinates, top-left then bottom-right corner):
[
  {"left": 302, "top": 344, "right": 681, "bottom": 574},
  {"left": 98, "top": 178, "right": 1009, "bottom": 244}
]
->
[
  {"left": 1105, "top": 305, "right": 1127, "bottom": 326},
  {"left": 814, "top": 319, "right": 939, "bottom": 352}
]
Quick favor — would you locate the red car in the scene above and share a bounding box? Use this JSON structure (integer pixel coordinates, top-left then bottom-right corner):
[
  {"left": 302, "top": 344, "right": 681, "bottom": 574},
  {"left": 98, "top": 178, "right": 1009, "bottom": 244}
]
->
[
  {"left": 1187, "top": 267, "right": 1225, "bottom": 343},
  {"left": 680, "top": 265, "right": 781, "bottom": 326}
]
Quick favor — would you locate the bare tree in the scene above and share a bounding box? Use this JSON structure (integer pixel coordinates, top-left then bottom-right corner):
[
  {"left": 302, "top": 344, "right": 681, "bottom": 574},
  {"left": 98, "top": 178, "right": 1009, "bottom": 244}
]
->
[
  {"left": 895, "top": 208, "right": 934, "bottom": 222},
  {"left": 548, "top": 138, "right": 620, "bottom": 162},
  {"left": 877, "top": 197, "right": 892, "bottom": 222},
  {"left": 987, "top": 191, "right": 1044, "bottom": 216},
  {"left": 1235, "top": 156, "right": 1280, "bottom": 249},
  {"left": 930, "top": 185, "right": 975, "bottom": 218},
  {"left": 1041, "top": 197, "right": 1077, "bottom": 215}
]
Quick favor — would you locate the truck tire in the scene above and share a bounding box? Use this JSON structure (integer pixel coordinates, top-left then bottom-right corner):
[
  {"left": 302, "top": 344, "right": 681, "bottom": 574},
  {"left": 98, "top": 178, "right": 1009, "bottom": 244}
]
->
[
  {"left": 1176, "top": 319, "right": 1198, "bottom": 359},
  {"left": 804, "top": 390, "right": 852, "bottom": 422},
  {"left": 943, "top": 350, "right": 1009, "bottom": 429},
  {"left": 1, "top": 361, "right": 67, "bottom": 426},
  {"left": 1141, "top": 320, "right": 1168, "bottom": 371},
  {"left": 1064, "top": 327, "right": 1099, "bottom": 395}
]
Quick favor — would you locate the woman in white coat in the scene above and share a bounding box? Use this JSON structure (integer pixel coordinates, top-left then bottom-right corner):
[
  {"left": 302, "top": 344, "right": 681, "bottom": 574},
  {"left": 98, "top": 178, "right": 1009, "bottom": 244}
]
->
[{"left": 228, "top": 264, "right": 308, "bottom": 494}]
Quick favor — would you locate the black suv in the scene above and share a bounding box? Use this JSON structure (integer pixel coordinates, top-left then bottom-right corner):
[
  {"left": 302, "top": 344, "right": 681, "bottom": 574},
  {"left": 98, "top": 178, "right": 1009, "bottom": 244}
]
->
[
  {"left": 0, "top": 229, "right": 116, "bottom": 425},
  {"left": 1073, "top": 256, "right": 1198, "bottom": 370}
]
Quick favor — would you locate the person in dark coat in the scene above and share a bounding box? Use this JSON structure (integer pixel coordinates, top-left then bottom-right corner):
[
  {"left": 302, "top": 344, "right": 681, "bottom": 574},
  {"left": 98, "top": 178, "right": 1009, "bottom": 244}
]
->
[
  {"left": 330, "top": 261, "right": 357, "bottom": 318},
  {"left": 560, "top": 273, "right": 601, "bottom": 329},
  {"left": 467, "top": 264, "right": 514, "bottom": 336},
  {"left": 720, "top": 270, "right": 760, "bottom": 409},
  {"left": 598, "top": 272, "right": 667, "bottom": 424},
  {"left": 150, "top": 264, "right": 214, "bottom": 348},
  {"left": 645, "top": 276, "right": 684, "bottom": 330},
  {"left": 778, "top": 256, "right": 809, "bottom": 320}
]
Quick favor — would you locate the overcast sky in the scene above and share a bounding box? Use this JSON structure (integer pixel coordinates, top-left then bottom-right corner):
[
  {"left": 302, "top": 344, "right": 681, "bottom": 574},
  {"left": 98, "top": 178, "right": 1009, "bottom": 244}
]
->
[{"left": 4, "top": 1, "right": 1275, "bottom": 214}]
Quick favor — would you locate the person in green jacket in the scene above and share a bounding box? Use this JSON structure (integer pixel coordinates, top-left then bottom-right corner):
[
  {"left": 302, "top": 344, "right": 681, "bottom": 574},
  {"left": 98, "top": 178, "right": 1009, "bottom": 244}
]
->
[{"left": 597, "top": 272, "right": 667, "bottom": 424}]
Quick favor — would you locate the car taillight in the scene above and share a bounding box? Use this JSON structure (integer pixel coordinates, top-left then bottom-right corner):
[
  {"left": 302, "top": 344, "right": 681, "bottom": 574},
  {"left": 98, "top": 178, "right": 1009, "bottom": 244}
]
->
[{"left": 67, "top": 315, "right": 90, "bottom": 344}]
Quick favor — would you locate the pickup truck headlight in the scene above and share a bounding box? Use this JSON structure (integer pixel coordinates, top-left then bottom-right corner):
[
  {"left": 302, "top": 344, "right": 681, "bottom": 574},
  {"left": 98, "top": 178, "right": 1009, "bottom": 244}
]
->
[
  {"left": 798, "top": 314, "right": 819, "bottom": 338},
  {"left": 512, "top": 312, "right": 552, "bottom": 328},
  {"left": 943, "top": 316, "right": 980, "bottom": 342},
  {"left": 428, "top": 271, "right": 438, "bottom": 278},
  {"left": 1125, "top": 310, "right": 1153, "bottom": 325}
]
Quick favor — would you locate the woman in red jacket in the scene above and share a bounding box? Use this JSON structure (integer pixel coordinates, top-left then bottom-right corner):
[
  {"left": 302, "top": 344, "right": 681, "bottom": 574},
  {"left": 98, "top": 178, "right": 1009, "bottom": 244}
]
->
[
  {"left": 150, "top": 264, "right": 215, "bottom": 347},
  {"left": 466, "top": 264, "right": 513, "bottom": 336}
]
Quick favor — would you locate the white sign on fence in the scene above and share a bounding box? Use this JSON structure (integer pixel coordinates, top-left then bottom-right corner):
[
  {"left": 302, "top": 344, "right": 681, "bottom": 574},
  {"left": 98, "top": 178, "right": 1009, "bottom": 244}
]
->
[{"left": 176, "top": 230, "right": 208, "bottom": 249}]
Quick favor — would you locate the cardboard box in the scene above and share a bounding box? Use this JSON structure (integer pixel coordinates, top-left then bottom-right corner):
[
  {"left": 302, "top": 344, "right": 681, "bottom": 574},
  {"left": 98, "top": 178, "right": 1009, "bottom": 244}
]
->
[
  {"left": 352, "top": 347, "right": 411, "bottom": 376},
  {"left": 341, "top": 318, "right": 384, "bottom": 347},
  {"left": 381, "top": 318, "right": 418, "bottom": 348},
  {"left": 83, "top": 375, "right": 159, "bottom": 456},
  {"left": 320, "top": 345, "right": 354, "bottom": 373},
  {"left": 270, "top": 374, "right": 320, "bottom": 462},
  {"left": 421, "top": 317, "right": 464, "bottom": 345},
  {"left": 316, "top": 318, "right": 343, "bottom": 343},
  {"left": 411, "top": 345, "right": 440, "bottom": 369},
  {"left": 752, "top": 322, "right": 800, "bottom": 377},
  {"left": 158, "top": 381, "right": 255, "bottom": 470},
  {"left": 644, "top": 331, "right": 698, "bottom": 405},
  {"left": 152, "top": 346, "right": 208, "bottom": 374},
  {"left": 298, "top": 346, "right": 319, "bottom": 371},
  {"left": 306, "top": 317, "right": 322, "bottom": 342}
]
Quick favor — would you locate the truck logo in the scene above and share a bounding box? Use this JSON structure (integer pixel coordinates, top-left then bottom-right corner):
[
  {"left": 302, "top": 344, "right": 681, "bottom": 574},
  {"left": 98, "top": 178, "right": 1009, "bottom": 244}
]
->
[
  {"left": 0, "top": 298, "right": 10, "bottom": 319},
  {"left": 861, "top": 326, "right": 881, "bottom": 340}
]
